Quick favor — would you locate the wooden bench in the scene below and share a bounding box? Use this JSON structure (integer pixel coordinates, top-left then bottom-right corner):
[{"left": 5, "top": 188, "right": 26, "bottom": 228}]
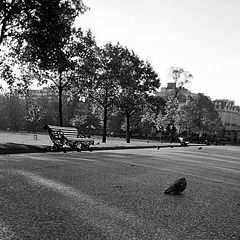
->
[
  {"left": 44, "top": 125, "right": 94, "bottom": 152},
  {"left": 178, "top": 137, "right": 189, "bottom": 147}
]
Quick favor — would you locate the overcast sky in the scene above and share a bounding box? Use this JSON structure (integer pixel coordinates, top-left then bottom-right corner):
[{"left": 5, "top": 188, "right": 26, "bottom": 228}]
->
[{"left": 76, "top": 0, "right": 240, "bottom": 105}]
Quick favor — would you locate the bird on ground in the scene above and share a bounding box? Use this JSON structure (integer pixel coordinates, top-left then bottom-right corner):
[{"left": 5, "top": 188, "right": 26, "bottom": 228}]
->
[
  {"left": 164, "top": 177, "right": 187, "bottom": 195},
  {"left": 96, "top": 142, "right": 100, "bottom": 145},
  {"left": 198, "top": 147, "right": 202, "bottom": 150}
]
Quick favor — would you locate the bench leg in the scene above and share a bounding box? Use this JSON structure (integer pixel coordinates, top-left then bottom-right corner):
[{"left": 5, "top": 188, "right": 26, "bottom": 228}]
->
[
  {"left": 81, "top": 143, "right": 92, "bottom": 152},
  {"left": 67, "top": 142, "right": 93, "bottom": 152},
  {"left": 52, "top": 144, "right": 66, "bottom": 152},
  {"left": 68, "top": 142, "right": 81, "bottom": 152}
]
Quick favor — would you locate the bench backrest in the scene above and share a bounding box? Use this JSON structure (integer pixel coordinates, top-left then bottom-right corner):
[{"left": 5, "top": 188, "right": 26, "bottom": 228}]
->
[{"left": 46, "top": 125, "right": 79, "bottom": 139}]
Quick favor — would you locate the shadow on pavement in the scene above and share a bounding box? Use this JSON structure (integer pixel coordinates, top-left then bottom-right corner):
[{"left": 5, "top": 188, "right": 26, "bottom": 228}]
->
[{"left": 0, "top": 143, "right": 48, "bottom": 154}]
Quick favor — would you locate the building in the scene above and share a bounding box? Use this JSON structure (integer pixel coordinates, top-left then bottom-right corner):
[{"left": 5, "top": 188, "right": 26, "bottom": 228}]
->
[
  {"left": 213, "top": 99, "right": 240, "bottom": 142},
  {"left": 156, "top": 82, "right": 197, "bottom": 100},
  {"left": 27, "top": 87, "right": 57, "bottom": 105}
]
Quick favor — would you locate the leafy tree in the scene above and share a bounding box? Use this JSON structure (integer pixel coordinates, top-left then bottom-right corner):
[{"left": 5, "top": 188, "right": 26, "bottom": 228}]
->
[
  {"left": 0, "top": 56, "right": 29, "bottom": 130},
  {"left": 69, "top": 99, "right": 101, "bottom": 134},
  {"left": 141, "top": 110, "right": 156, "bottom": 141},
  {"left": 14, "top": 1, "right": 87, "bottom": 126},
  {"left": 180, "top": 94, "right": 223, "bottom": 140},
  {"left": 141, "top": 96, "right": 166, "bottom": 140},
  {"left": 25, "top": 104, "right": 45, "bottom": 132},
  {"left": 0, "top": 91, "right": 25, "bottom": 131},
  {"left": 0, "top": 0, "right": 87, "bottom": 46},
  {"left": 157, "top": 94, "right": 224, "bottom": 142},
  {"left": 0, "top": 50, "right": 38, "bottom": 115},
  {"left": 33, "top": 95, "right": 59, "bottom": 127},
  {"left": 155, "top": 96, "right": 180, "bottom": 142},
  {"left": 76, "top": 42, "right": 123, "bottom": 143},
  {"left": 3, "top": 94, "right": 25, "bottom": 131},
  {"left": 108, "top": 108, "right": 125, "bottom": 137},
  {"left": 116, "top": 48, "right": 160, "bottom": 143},
  {"left": 0, "top": 0, "right": 33, "bottom": 45},
  {"left": 20, "top": 28, "right": 94, "bottom": 126},
  {"left": 168, "top": 67, "right": 193, "bottom": 99},
  {"left": 154, "top": 67, "right": 193, "bottom": 141}
]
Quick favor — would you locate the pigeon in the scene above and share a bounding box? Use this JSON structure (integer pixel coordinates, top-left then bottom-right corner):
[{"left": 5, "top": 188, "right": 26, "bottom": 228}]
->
[
  {"left": 164, "top": 177, "right": 187, "bottom": 195},
  {"left": 198, "top": 147, "right": 202, "bottom": 150}
]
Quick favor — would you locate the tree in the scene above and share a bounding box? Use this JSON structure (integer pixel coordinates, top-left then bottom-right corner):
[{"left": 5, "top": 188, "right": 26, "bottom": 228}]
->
[
  {"left": 116, "top": 48, "right": 160, "bottom": 143},
  {"left": 0, "top": 0, "right": 33, "bottom": 45},
  {"left": 154, "top": 67, "right": 193, "bottom": 141},
  {"left": 0, "top": 92, "right": 25, "bottom": 131},
  {"left": 76, "top": 42, "right": 123, "bottom": 143},
  {"left": 21, "top": 27, "right": 93, "bottom": 126},
  {"left": 182, "top": 94, "right": 223, "bottom": 140},
  {"left": 13, "top": 1, "right": 87, "bottom": 126},
  {"left": 141, "top": 96, "right": 166, "bottom": 140},
  {"left": 0, "top": 0, "right": 87, "bottom": 46},
  {"left": 108, "top": 108, "right": 125, "bottom": 137},
  {"left": 155, "top": 96, "right": 180, "bottom": 142},
  {"left": 168, "top": 67, "right": 193, "bottom": 99},
  {"left": 0, "top": 53, "right": 29, "bottom": 131},
  {"left": 25, "top": 104, "right": 44, "bottom": 133},
  {"left": 69, "top": 100, "right": 101, "bottom": 135}
]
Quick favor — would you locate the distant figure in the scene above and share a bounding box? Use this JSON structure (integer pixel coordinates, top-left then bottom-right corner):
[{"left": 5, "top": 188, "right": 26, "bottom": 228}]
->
[
  {"left": 164, "top": 177, "right": 187, "bottom": 195},
  {"left": 198, "top": 147, "right": 202, "bottom": 150},
  {"left": 157, "top": 146, "right": 160, "bottom": 150}
]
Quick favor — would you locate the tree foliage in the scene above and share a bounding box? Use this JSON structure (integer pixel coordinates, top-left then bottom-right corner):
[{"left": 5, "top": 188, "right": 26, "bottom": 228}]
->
[
  {"left": 0, "top": 0, "right": 33, "bottom": 45},
  {"left": 178, "top": 94, "right": 224, "bottom": 137},
  {"left": 20, "top": 28, "right": 95, "bottom": 126},
  {"left": 25, "top": 104, "right": 45, "bottom": 132},
  {"left": 155, "top": 93, "right": 224, "bottom": 141},
  {"left": 0, "top": 50, "right": 35, "bottom": 95},
  {"left": 21, "top": 0, "right": 87, "bottom": 70},
  {"left": 115, "top": 47, "right": 160, "bottom": 143},
  {"left": 0, "top": 0, "right": 87, "bottom": 46},
  {"left": 86, "top": 42, "right": 123, "bottom": 142},
  {"left": 1, "top": 0, "right": 88, "bottom": 126},
  {"left": 168, "top": 67, "right": 193, "bottom": 98},
  {"left": 140, "top": 96, "right": 166, "bottom": 139},
  {"left": 0, "top": 93, "right": 25, "bottom": 131}
]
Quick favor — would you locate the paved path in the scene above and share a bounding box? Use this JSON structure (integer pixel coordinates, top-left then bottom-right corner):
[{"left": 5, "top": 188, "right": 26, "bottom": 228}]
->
[{"left": 0, "top": 146, "right": 239, "bottom": 239}]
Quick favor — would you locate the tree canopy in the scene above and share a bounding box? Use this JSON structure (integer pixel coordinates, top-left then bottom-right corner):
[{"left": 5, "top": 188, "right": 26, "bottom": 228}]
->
[
  {"left": 0, "top": 0, "right": 87, "bottom": 46},
  {"left": 115, "top": 47, "right": 160, "bottom": 142}
]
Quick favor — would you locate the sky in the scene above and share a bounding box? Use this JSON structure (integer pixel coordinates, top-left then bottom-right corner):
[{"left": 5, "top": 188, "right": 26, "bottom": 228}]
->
[{"left": 76, "top": 0, "right": 240, "bottom": 105}]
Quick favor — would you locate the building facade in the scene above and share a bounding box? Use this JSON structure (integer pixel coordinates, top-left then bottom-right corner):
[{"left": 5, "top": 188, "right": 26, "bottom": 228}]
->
[
  {"left": 213, "top": 99, "right": 240, "bottom": 142},
  {"left": 156, "top": 82, "right": 197, "bottom": 100},
  {"left": 27, "top": 87, "right": 57, "bottom": 106}
]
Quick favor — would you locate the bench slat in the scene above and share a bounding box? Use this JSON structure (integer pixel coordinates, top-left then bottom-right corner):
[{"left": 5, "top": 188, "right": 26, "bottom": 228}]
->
[{"left": 44, "top": 125, "right": 94, "bottom": 151}]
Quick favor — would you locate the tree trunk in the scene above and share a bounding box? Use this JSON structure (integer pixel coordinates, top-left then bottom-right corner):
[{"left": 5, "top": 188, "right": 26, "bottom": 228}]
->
[
  {"left": 58, "top": 73, "right": 63, "bottom": 126},
  {"left": 126, "top": 111, "right": 130, "bottom": 143},
  {"left": 59, "top": 87, "right": 63, "bottom": 126},
  {"left": 147, "top": 122, "right": 150, "bottom": 143},
  {"left": 102, "top": 106, "right": 108, "bottom": 143}
]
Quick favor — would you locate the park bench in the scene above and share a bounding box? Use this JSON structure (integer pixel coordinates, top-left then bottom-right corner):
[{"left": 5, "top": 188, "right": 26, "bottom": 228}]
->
[
  {"left": 44, "top": 125, "right": 94, "bottom": 152},
  {"left": 178, "top": 137, "right": 189, "bottom": 147}
]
